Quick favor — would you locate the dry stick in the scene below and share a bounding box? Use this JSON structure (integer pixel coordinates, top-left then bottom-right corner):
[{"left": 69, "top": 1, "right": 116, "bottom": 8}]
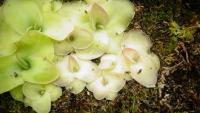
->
[{"left": 175, "top": 42, "right": 189, "bottom": 63}]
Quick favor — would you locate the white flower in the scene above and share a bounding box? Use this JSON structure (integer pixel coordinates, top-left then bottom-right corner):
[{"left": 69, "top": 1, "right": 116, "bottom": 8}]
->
[
  {"left": 130, "top": 54, "right": 160, "bottom": 87},
  {"left": 123, "top": 30, "right": 160, "bottom": 87},
  {"left": 98, "top": 54, "right": 129, "bottom": 76},
  {"left": 22, "top": 83, "right": 62, "bottom": 113},
  {"left": 57, "top": 1, "right": 135, "bottom": 60},
  {"left": 87, "top": 54, "right": 130, "bottom": 100},
  {"left": 55, "top": 54, "right": 98, "bottom": 94},
  {"left": 87, "top": 72, "right": 125, "bottom": 100}
]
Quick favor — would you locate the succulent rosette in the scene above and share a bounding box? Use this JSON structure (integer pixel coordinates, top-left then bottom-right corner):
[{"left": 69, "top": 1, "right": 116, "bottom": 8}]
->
[{"left": 0, "top": 0, "right": 160, "bottom": 113}]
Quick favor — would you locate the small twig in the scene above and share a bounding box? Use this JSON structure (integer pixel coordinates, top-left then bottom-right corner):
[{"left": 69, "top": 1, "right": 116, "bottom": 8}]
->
[
  {"left": 162, "top": 61, "right": 184, "bottom": 73},
  {"left": 175, "top": 42, "right": 190, "bottom": 63},
  {"left": 158, "top": 61, "right": 184, "bottom": 98}
]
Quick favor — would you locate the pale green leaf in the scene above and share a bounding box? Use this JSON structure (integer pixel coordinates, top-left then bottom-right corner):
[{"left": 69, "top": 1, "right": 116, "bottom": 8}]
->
[
  {"left": 2, "top": 0, "right": 43, "bottom": 34},
  {"left": 10, "top": 85, "right": 24, "bottom": 102},
  {"left": 0, "top": 56, "right": 24, "bottom": 94}
]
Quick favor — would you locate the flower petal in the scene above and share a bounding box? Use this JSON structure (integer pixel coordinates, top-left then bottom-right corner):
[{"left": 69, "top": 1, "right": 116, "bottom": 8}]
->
[
  {"left": 75, "top": 31, "right": 109, "bottom": 60},
  {"left": 31, "top": 92, "right": 51, "bottom": 113},
  {"left": 106, "top": 33, "right": 123, "bottom": 55},
  {"left": 87, "top": 74, "right": 125, "bottom": 100},
  {"left": 55, "top": 56, "right": 76, "bottom": 86},
  {"left": 87, "top": 77, "right": 109, "bottom": 100},
  {"left": 98, "top": 54, "right": 118, "bottom": 71},
  {"left": 54, "top": 40, "right": 73, "bottom": 56},
  {"left": 58, "top": 1, "right": 90, "bottom": 30},
  {"left": 45, "top": 84, "right": 62, "bottom": 102},
  {"left": 66, "top": 78, "right": 86, "bottom": 94},
  {"left": 105, "top": 0, "right": 135, "bottom": 34},
  {"left": 130, "top": 54, "right": 160, "bottom": 88},
  {"left": 84, "top": 0, "right": 107, "bottom": 4},
  {"left": 0, "top": 56, "right": 24, "bottom": 94},
  {"left": 2, "top": 0, "right": 43, "bottom": 34},
  {"left": 105, "top": 92, "right": 117, "bottom": 100},
  {"left": 10, "top": 85, "right": 24, "bottom": 102},
  {"left": 22, "top": 83, "right": 45, "bottom": 100},
  {"left": 56, "top": 55, "right": 98, "bottom": 84},
  {"left": 99, "top": 54, "right": 129, "bottom": 76},
  {"left": 42, "top": 13, "right": 74, "bottom": 41},
  {"left": 104, "top": 74, "right": 126, "bottom": 92},
  {"left": 88, "top": 3, "right": 109, "bottom": 30},
  {"left": 69, "top": 28, "right": 94, "bottom": 49},
  {"left": 123, "top": 30, "right": 152, "bottom": 54},
  {"left": 122, "top": 48, "right": 140, "bottom": 64},
  {"left": 0, "top": 12, "right": 21, "bottom": 57}
]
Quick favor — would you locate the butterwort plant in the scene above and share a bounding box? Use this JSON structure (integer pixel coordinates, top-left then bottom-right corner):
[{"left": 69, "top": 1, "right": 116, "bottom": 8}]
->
[{"left": 0, "top": 0, "right": 160, "bottom": 113}]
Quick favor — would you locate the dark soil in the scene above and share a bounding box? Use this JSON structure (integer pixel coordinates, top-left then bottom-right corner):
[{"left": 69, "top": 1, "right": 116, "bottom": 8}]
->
[{"left": 0, "top": 0, "right": 200, "bottom": 113}]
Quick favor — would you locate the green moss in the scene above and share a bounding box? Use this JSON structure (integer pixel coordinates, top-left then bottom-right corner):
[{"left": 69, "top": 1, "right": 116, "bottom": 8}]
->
[
  {"left": 168, "top": 20, "right": 198, "bottom": 51},
  {"left": 130, "top": 96, "right": 138, "bottom": 113}
]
